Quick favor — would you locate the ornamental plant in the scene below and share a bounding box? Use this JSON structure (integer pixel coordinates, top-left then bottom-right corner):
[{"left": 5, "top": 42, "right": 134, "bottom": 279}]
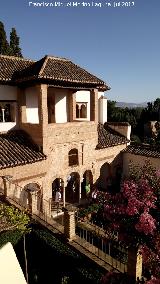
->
[
  {"left": 96, "top": 160, "right": 160, "bottom": 279},
  {"left": 0, "top": 202, "right": 30, "bottom": 234}
]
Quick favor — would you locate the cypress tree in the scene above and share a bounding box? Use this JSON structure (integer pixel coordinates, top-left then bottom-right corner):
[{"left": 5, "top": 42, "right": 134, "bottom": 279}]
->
[
  {"left": 10, "top": 27, "right": 22, "bottom": 57},
  {"left": 0, "top": 21, "right": 10, "bottom": 55}
]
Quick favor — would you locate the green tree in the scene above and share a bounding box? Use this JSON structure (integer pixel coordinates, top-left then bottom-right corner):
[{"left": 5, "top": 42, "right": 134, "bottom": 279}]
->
[
  {"left": 9, "top": 27, "right": 22, "bottom": 57},
  {"left": 0, "top": 21, "right": 10, "bottom": 55},
  {"left": 0, "top": 202, "right": 30, "bottom": 234}
]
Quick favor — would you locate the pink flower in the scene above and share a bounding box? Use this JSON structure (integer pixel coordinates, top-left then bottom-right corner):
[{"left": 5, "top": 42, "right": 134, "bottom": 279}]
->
[{"left": 135, "top": 212, "right": 156, "bottom": 235}]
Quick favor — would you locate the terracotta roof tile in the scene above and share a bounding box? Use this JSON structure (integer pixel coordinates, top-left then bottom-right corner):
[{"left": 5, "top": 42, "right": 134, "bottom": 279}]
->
[
  {"left": 122, "top": 144, "right": 160, "bottom": 158},
  {"left": 0, "top": 55, "right": 34, "bottom": 83},
  {"left": 0, "top": 55, "right": 109, "bottom": 90},
  {"left": 0, "top": 130, "right": 46, "bottom": 169},
  {"left": 96, "top": 123, "right": 128, "bottom": 149}
]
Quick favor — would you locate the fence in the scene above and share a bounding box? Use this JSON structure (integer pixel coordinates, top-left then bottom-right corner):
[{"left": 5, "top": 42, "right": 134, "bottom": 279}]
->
[{"left": 75, "top": 215, "right": 128, "bottom": 273}]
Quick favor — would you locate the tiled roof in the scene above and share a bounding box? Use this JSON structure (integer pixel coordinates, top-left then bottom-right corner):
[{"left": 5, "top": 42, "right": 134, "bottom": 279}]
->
[
  {"left": 122, "top": 144, "right": 160, "bottom": 158},
  {"left": 0, "top": 130, "right": 46, "bottom": 169},
  {"left": 0, "top": 55, "right": 34, "bottom": 82},
  {"left": 96, "top": 123, "right": 128, "bottom": 149},
  {"left": 0, "top": 55, "right": 109, "bottom": 90}
]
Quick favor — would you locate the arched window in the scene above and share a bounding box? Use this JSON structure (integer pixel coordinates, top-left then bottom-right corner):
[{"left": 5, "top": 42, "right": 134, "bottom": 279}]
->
[
  {"left": 80, "top": 104, "right": 87, "bottom": 118},
  {"left": 68, "top": 148, "right": 79, "bottom": 166},
  {"left": 76, "top": 103, "right": 87, "bottom": 119}
]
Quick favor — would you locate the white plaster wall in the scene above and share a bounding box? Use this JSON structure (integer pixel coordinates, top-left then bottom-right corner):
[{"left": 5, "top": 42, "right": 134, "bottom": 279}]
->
[
  {"left": 76, "top": 90, "right": 90, "bottom": 120},
  {"left": 0, "top": 85, "right": 17, "bottom": 100},
  {"left": 98, "top": 91, "right": 104, "bottom": 99},
  {"left": 55, "top": 90, "right": 67, "bottom": 123},
  {"left": 0, "top": 122, "right": 16, "bottom": 132},
  {"left": 25, "top": 87, "right": 39, "bottom": 123},
  {"left": 99, "top": 97, "right": 107, "bottom": 124},
  {"left": 0, "top": 242, "right": 27, "bottom": 284}
]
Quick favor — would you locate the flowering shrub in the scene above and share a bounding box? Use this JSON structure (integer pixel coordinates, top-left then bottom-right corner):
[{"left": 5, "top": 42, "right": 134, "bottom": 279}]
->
[
  {"left": 100, "top": 271, "right": 134, "bottom": 284},
  {"left": 96, "top": 160, "right": 160, "bottom": 279}
]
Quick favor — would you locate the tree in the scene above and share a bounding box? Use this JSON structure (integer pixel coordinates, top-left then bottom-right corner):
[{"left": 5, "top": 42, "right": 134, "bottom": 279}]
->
[
  {"left": 9, "top": 27, "right": 22, "bottom": 57},
  {"left": 0, "top": 202, "right": 30, "bottom": 234},
  {"left": 0, "top": 21, "right": 10, "bottom": 55}
]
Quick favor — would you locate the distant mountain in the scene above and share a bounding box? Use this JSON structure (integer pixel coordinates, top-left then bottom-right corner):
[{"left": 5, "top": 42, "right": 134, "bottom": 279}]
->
[{"left": 116, "top": 102, "right": 147, "bottom": 108}]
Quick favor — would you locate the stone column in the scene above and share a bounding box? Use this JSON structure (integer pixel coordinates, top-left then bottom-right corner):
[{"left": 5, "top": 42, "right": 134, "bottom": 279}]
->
[
  {"left": 127, "top": 246, "right": 142, "bottom": 280},
  {"left": 31, "top": 192, "right": 38, "bottom": 215},
  {"left": 2, "top": 175, "right": 13, "bottom": 197},
  {"left": 37, "top": 84, "right": 48, "bottom": 129},
  {"left": 68, "top": 91, "right": 76, "bottom": 121},
  {"left": 42, "top": 198, "right": 52, "bottom": 220},
  {"left": 79, "top": 175, "right": 83, "bottom": 204},
  {"left": 63, "top": 180, "right": 67, "bottom": 208},
  {"left": 17, "top": 87, "right": 26, "bottom": 124},
  {"left": 64, "top": 210, "right": 76, "bottom": 241},
  {"left": 90, "top": 89, "right": 98, "bottom": 122}
]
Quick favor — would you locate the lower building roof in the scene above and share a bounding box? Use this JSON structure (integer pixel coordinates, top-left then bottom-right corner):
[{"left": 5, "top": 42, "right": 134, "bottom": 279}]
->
[
  {"left": 0, "top": 130, "right": 46, "bottom": 169},
  {"left": 122, "top": 144, "right": 160, "bottom": 159},
  {"left": 96, "top": 123, "right": 128, "bottom": 149}
]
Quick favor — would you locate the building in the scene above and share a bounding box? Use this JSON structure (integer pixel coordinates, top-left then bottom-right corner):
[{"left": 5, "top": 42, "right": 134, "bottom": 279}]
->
[{"left": 0, "top": 54, "right": 130, "bottom": 216}]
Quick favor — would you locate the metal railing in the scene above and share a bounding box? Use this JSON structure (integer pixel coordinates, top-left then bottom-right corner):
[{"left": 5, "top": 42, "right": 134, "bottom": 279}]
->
[{"left": 75, "top": 215, "right": 128, "bottom": 273}]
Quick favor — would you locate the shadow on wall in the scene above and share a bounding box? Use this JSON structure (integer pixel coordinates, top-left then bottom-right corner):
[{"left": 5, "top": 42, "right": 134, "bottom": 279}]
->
[
  {"left": 19, "top": 183, "right": 41, "bottom": 213},
  {"left": 95, "top": 153, "right": 123, "bottom": 193}
]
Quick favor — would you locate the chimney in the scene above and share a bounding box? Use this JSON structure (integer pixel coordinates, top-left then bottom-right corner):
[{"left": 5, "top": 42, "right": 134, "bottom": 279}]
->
[{"left": 106, "top": 122, "right": 131, "bottom": 142}]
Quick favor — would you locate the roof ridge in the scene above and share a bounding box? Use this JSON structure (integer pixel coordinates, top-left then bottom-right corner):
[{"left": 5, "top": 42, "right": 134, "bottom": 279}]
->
[
  {"left": 45, "top": 55, "right": 69, "bottom": 61},
  {"left": 38, "top": 55, "right": 70, "bottom": 77},
  {"left": 38, "top": 55, "right": 49, "bottom": 76},
  {"left": 0, "top": 54, "right": 34, "bottom": 62}
]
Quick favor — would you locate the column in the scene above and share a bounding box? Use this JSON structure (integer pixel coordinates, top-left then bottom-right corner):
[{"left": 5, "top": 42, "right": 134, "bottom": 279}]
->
[
  {"left": 17, "top": 87, "right": 26, "bottom": 124},
  {"left": 63, "top": 180, "right": 67, "bottom": 208},
  {"left": 99, "top": 96, "right": 107, "bottom": 124},
  {"left": 127, "top": 246, "right": 142, "bottom": 280},
  {"left": 64, "top": 210, "right": 76, "bottom": 241},
  {"left": 90, "top": 89, "right": 98, "bottom": 122},
  {"left": 2, "top": 108, "right": 5, "bottom": 122},
  {"left": 37, "top": 84, "right": 48, "bottom": 130},
  {"left": 2, "top": 175, "right": 13, "bottom": 197},
  {"left": 31, "top": 192, "right": 38, "bottom": 215},
  {"left": 79, "top": 174, "right": 83, "bottom": 204},
  {"left": 68, "top": 91, "right": 76, "bottom": 121}
]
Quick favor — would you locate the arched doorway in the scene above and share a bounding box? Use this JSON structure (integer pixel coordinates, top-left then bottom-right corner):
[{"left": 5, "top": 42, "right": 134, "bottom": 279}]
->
[
  {"left": 22, "top": 183, "right": 41, "bottom": 213},
  {"left": 81, "top": 170, "right": 93, "bottom": 200},
  {"left": 66, "top": 172, "right": 80, "bottom": 204},
  {"left": 52, "top": 178, "right": 64, "bottom": 202},
  {"left": 99, "top": 163, "right": 112, "bottom": 191},
  {"left": 113, "top": 165, "right": 122, "bottom": 193}
]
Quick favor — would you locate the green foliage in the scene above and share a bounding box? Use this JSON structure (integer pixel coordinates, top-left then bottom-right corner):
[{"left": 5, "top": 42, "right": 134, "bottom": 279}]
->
[
  {"left": 107, "top": 100, "right": 143, "bottom": 131},
  {"left": 107, "top": 98, "right": 160, "bottom": 144},
  {"left": 0, "top": 229, "right": 23, "bottom": 248},
  {"left": 0, "top": 21, "right": 10, "bottom": 55},
  {"left": 9, "top": 28, "right": 22, "bottom": 57},
  {"left": 33, "top": 228, "right": 80, "bottom": 259},
  {"left": 32, "top": 226, "right": 103, "bottom": 283},
  {"left": 0, "top": 21, "right": 22, "bottom": 57},
  {"left": 0, "top": 202, "right": 30, "bottom": 233},
  {"left": 130, "top": 134, "right": 141, "bottom": 143},
  {"left": 78, "top": 204, "right": 100, "bottom": 218}
]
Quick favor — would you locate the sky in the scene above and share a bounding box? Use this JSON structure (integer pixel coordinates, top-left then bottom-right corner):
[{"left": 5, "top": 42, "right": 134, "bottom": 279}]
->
[{"left": 0, "top": 0, "right": 160, "bottom": 103}]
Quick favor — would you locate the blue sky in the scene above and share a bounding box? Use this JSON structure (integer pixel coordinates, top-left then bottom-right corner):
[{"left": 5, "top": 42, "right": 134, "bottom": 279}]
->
[{"left": 0, "top": 0, "right": 160, "bottom": 103}]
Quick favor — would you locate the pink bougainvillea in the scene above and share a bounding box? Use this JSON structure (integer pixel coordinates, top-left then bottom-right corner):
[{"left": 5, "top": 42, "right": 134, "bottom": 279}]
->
[
  {"left": 96, "top": 161, "right": 160, "bottom": 279},
  {"left": 135, "top": 212, "right": 156, "bottom": 235}
]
